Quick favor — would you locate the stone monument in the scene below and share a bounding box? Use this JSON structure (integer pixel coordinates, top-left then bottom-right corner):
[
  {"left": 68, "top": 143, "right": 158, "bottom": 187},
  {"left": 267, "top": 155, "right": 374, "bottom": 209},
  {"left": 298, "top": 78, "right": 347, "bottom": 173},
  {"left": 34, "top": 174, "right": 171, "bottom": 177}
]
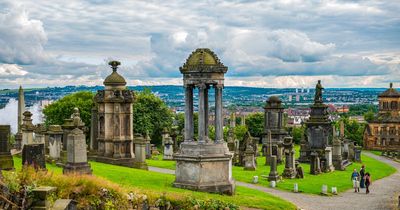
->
[
  {"left": 95, "top": 61, "right": 135, "bottom": 167},
  {"left": 323, "top": 147, "right": 335, "bottom": 172},
  {"left": 15, "top": 85, "right": 25, "bottom": 150},
  {"left": 0, "top": 125, "right": 14, "bottom": 170},
  {"left": 263, "top": 96, "right": 286, "bottom": 164},
  {"left": 133, "top": 134, "right": 150, "bottom": 170},
  {"left": 47, "top": 125, "right": 63, "bottom": 161},
  {"left": 173, "top": 48, "right": 235, "bottom": 195},
  {"left": 244, "top": 144, "right": 256, "bottom": 171},
  {"left": 21, "top": 111, "right": 46, "bottom": 169},
  {"left": 282, "top": 137, "right": 296, "bottom": 179},
  {"left": 89, "top": 106, "right": 98, "bottom": 151},
  {"left": 310, "top": 151, "right": 321, "bottom": 175},
  {"left": 268, "top": 156, "right": 280, "bottom": 182},
  {"left": 162, "top": 130, "right": 174, "bottom": 160},
  {"left": 332, "top": 124, "right": 345, "bottom": 170},
  {"left": 63, "top": 108, "right": 92, "bottom": 175},
  {"left": 354, "top": 145, "right": 362, "bottom": 162}
]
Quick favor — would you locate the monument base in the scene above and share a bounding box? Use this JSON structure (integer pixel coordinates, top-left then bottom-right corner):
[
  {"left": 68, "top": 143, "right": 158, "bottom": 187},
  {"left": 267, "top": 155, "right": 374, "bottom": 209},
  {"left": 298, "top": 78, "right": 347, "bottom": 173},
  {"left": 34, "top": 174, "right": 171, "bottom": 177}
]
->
[
  {"left": 173, "top": 142, "right": 235, "bottom": 195},
  {"left": 282, "top": 168, "right": 296, "bottom": 179},
  {"left": 96, "top": 156, "right": 135, "bottom": 167},
  {"left": 133, "top": 161, "right": 148, "bottom": 170},
  {"left": 63, "top": 162, "right": 92, "bottom": 175},
  {"left": 0, "top": 153, "right": 14, "bottom": 170}
]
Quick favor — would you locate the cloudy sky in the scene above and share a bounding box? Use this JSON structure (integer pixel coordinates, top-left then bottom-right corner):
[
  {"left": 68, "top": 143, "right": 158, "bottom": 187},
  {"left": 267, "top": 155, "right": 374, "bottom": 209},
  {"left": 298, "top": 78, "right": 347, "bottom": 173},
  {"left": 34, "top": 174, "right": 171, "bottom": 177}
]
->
[{"left": 0, "top": 0, "right": 399, "bottom": 88}]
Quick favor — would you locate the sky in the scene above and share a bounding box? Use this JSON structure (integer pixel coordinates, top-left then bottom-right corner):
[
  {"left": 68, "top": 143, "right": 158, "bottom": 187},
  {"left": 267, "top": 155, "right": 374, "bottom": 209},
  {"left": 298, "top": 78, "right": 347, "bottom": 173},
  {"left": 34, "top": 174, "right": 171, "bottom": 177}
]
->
[{"left": 0, "top": 0, "right": 399, "bottom": 88}]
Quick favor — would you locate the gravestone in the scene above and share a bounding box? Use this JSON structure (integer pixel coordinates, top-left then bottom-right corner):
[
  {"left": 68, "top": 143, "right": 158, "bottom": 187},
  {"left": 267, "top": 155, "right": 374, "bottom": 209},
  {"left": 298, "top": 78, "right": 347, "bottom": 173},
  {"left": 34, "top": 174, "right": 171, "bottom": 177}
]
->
[
  {"left": 244, "top": 144, "right": 256, "bottom": 171},
  {"left": 342, "top": 140, "right": 349, "bottom": 160},
  {"left": 163, "top": 131, "right": 174, "bottom": 160},
  {"left": 47, "top": 125, "right": 63, "bottom": 161},
  {"left": 348, "top": 142, "right": 355, "bottom": 161},
  {"left": 268, "top": 156, "right": 280, "bottom": 181},
  {"left": 145, "top": 143, "right": 151, "bottom": 159},
  {"left": 282, "top": 137, "right": 296, "bottom": 179},
  {"left": 324, "top": 147, "right": 335, "bottom": 172},
  {"left": 63, "top": 108, "right": 92, "bottom": 175},
  {"left": 310, "top": 151, "right": 321, "bottom": 175},
  {"left": 0, "top": 125, "right": 14, "bottom": 170},
  {"left": 133, "top": 134, "right": 149, "bottom": 170},
  {"left": 332, "top": 137, "right": 344, "bottom": 170},
  {"left": 295, "top": 161, "right": 304, "bottom": 179},
  {"left": 354, "top": 146, "right": 362, "bottom": 162},
  {"left": 21, "top": 111, "right": 46, "bottom": 169}
]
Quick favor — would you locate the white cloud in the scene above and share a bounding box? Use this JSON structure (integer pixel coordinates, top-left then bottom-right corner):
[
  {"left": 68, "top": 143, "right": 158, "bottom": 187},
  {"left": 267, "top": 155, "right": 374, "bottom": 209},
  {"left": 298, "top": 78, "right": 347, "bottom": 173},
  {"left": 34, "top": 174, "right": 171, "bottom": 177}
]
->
[{"left": 0, "top": 64, "right": 28, "bottom": 76}]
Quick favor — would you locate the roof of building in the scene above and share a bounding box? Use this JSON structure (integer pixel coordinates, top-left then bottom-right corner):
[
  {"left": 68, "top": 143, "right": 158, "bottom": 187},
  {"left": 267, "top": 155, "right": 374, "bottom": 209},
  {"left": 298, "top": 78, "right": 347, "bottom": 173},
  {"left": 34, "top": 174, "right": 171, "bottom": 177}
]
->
[
  {"left": 104, "top": 61, "right": 127, "bottom": 86},
  {"left": 378, "top": 83, "right": 400, "bottom": 98}
]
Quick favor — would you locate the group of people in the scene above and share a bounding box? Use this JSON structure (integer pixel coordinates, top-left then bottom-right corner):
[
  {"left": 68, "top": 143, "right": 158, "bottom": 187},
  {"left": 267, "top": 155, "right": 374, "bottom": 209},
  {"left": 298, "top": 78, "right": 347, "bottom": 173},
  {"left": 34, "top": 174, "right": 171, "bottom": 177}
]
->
[{"left": 351, "top": 165, "right": 372, "bottom": 194}]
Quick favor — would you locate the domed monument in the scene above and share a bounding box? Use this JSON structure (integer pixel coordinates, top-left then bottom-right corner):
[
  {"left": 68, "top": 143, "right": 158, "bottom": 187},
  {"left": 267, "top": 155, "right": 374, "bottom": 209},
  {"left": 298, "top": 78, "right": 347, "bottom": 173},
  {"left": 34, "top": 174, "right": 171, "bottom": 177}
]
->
[
  {"left": 94, "top": 61, "right": 135, "bottom": 167},
  {"left": 173, "top": 48, "right": 235, "bottom": 195}
]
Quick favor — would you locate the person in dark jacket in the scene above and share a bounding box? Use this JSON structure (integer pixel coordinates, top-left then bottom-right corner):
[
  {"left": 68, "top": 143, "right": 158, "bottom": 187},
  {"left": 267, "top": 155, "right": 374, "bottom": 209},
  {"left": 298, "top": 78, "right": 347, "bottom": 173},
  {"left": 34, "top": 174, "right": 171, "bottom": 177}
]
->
[
  {"left": 364, "top": 172, "right": 372, "bottom": 194},
  {"left": 360, "top": 165, "right": 366, "bottom": 188}
]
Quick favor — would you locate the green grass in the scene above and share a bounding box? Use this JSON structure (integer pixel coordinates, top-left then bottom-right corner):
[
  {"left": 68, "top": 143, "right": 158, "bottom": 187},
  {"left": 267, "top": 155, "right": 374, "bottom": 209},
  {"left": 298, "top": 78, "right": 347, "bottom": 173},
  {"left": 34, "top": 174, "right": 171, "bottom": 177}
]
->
[
  {"left": 12, "top": 156, "right": 296, "bottom": 210},
  {"left": 365, "top": 150, "right": 382, "bottom": 156},
  {"left": 146, "top": 154, "right": 176, "bottom": 170},
  {"left": 148, "top": 145, "right": 397, "bottom": 195}
]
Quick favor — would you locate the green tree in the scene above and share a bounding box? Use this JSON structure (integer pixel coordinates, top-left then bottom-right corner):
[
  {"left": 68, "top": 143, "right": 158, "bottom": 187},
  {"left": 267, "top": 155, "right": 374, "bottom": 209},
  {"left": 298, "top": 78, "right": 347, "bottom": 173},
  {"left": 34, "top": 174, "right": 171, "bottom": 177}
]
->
[
  {"left": 175, "top": 112, "right": 199, "bottom": 138},
  {"left": 363, "top": 110, "right": 375, "bottom": 122},
  {"left": 133, "top": 89, "right": 174, "bottom": 145},
  {"left": 234, "top": 125, "right": 248, "bottom": 141},
  {"left": 245, "top": 112, "right": 264, "bottom": 138},
  {"left": 43, "top": 91, "right": 94, "bottom": 127},
  {"left": 341, "top": 117, "right": 366, "bottom": 146},
  {"left": 290, "top": 126, "right": 305, "bottom": 144}
]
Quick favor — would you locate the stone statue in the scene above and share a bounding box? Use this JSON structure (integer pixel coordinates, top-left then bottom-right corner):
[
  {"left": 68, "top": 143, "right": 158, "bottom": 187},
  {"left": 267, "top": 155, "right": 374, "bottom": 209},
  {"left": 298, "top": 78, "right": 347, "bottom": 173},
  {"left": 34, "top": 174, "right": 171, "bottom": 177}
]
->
[{"left": 314, "top": 80, "right": 324, "bottom": 104}]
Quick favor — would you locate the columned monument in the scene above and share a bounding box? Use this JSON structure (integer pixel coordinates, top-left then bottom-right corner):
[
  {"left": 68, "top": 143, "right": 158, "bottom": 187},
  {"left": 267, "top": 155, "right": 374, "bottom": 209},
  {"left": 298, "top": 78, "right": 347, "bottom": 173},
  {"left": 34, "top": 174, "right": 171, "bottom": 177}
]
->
[
  {"left": 173, "top": 48, "right": 235, "bottom": 195},
  {"left": 95, "top": 61, "right": 135, "bottom": 167}
]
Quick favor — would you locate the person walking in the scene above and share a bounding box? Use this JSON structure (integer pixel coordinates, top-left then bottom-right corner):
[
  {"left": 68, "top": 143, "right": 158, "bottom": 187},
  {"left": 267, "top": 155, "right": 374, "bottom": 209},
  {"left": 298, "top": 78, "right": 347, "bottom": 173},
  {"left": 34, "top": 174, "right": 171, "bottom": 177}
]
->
[
  {"left": 351, "top": 168, "right": 360, "bottom": 192},
  {"left": 365, "top": 172, "right": 372, "bottom": 194},
  {"left": 360, "top": 165, "right": 366, "bottom": 188}
]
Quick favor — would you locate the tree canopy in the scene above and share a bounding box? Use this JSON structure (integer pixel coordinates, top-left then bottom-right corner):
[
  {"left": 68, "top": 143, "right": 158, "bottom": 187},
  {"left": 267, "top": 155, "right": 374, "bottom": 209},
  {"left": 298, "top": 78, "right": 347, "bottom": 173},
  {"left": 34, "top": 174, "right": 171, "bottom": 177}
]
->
[
  {"left": 43, "top": 91, "right": 94, "bottom": 127},
  {"left": 245, "top": 112, "right": 264, "bottom": 138},
  {"left": 133, "top": 88, "right": 174, "bottom": 145}
]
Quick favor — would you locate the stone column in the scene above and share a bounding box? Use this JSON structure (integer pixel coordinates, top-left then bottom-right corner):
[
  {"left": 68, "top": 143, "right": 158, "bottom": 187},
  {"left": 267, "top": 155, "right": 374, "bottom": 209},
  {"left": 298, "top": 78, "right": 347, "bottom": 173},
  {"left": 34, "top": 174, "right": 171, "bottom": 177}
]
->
[
  {"left": 133, "top": 134, "right": 149, "bottom": 170},
  {"left": 332, "top": 139, "right": 344, "bottom": 170},
  {"left": 198, "top": 84, "right": 206, "bottom": 143},
  {"left": 204, "top": 85, "right": 209, "bottom": 141},
  {"left": 184, "top": 85, "right": 194, "bottom": 142},
  {"left": 268, "top": 156, "right": 280, "bottom": 181},
  {"left": 90, "top": 107, "right": 98, "bottom": 150},
  {"left": 18, "top": 86, "right": 25, "bottom": 134},
  {"left": 215, "top": 84, "right": 223, "bottom": 143}
]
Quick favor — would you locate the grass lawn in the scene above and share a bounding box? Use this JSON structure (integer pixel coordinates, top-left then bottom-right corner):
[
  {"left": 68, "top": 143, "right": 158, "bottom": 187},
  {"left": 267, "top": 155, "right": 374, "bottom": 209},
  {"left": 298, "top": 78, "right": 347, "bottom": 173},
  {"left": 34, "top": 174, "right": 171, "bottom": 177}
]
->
[
  {"left": 365, "top": 150, "right": 382, "bottom": 156},
  {"left": 12, "top": 157, "right": 296, "bottom": 210},
  {"left": 148, "top": 145, "right": 397, "bottom": 195}
]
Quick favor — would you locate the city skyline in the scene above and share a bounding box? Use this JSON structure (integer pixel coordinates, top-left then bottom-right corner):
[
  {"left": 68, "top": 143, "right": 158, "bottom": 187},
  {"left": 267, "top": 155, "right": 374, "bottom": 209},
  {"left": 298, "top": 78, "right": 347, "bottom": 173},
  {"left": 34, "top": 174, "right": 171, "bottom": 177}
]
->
[{"left": 0, "top": 0, "right": 399, "bottom": 88}]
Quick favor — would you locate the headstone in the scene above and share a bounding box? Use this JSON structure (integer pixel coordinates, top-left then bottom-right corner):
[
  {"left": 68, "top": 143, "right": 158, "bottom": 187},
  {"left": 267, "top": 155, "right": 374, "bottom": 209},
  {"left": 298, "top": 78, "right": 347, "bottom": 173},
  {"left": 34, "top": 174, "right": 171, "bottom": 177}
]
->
[
  {"left": 244, "top": 144, "right": 256, "bottom": 171},
  {"left": 133, "top": 134, "right": 150, "bottom": 170},
  {"left": 21, "top": 111, "right": 46, "bottom": 169},
  {"left": 268, "top": 156, "right": 280, "bottom": 181},
  {"left": 63, "top": 108, "right": 92, "bottom": 175},
  {"left": 354, "top": 146, "right": 362, "bottom": 162},
  {"left": 332, "top": 138, "right": 344, "bottom": 170},
  {"left": 252, "top": 176, "right": 258, "bottom": 184},
  {"left": 331, "top": 187, "right": 337, "bottom": 195},
  {"left": 270, "top": 180, "right": 276, "bottom": 188},
  {"left": 295, "top": 161, "right": 304, "bottom": 179},
  {"left": 321, "top": 185, "right": 328, "bottom": 195},
  {"left": 47, "top": 125, "right": 63, "bottom": 161},
  {"left": 0, "top": 125, "right": 14, "bottom": 170},
  {"left": 163, "top": 132, "right": 174, "bottom": 160},
  {"left": 342, "top": 140, "right": 349, "bottom": 159},
  {"left": 310, "top": 151, "right": 321, "bottom": 175},
  {"left": 32, "top": 186, "right": 57, "bottom": 209},
  {"left": 324, "top": 147, "right": 335, "bottom": 172},
  {"left": 348, "top": 142, "right": 355, "bottom": 161},
  {"left": 282, "top": 137, "right": 296, "bottom": 179},
  {"left": 293, "top": 183, "right": 298, "bottom": 193},
  {"left": 265, "top": 130, "right": 273, "bottom": 166}
]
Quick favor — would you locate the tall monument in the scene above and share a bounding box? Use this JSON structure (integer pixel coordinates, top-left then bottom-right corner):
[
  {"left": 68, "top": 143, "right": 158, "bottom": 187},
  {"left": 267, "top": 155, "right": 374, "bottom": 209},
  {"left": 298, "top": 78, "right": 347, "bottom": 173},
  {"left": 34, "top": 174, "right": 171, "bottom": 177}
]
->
[
  {"left": 173, "top": 48, "right": 235, "bottom": 195},
  {"left": 95, "top": 61, "right": 135, "bottom": 167},
  {"left": 15, "top": 86, "right": 25, "bottom": 150}
]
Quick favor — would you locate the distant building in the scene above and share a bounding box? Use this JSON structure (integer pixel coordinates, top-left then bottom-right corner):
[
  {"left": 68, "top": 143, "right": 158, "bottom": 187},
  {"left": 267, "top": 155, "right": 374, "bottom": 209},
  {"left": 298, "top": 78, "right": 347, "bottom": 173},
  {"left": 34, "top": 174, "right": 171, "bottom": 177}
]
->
[
  {"left": 286, "top": 107, "right": 310, "bottom": 125},
  {"left": 363, "top": 83, "right": 400, "bottom": 151},
  {"left": 336, "top": 105, "right": 349, "bottom": 113}
]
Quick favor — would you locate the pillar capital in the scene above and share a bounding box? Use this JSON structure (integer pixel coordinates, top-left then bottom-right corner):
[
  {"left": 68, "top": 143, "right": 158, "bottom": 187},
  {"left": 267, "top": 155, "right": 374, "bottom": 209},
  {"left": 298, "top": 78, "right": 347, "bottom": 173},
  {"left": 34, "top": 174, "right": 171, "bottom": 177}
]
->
[
  {"left": 214, "top": 84, "right": 224, "bottom": 89},
  {"left": 196, "top": 83, "right": 207, "bottom": 90}
]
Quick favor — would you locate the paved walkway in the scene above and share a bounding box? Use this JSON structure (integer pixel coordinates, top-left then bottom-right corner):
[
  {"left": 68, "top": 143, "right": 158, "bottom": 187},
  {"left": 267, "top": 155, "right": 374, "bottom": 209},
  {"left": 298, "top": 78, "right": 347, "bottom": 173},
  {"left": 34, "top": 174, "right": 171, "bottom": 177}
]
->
[{"left": 148, "top": 152, "right": 400, "bottom": 210}]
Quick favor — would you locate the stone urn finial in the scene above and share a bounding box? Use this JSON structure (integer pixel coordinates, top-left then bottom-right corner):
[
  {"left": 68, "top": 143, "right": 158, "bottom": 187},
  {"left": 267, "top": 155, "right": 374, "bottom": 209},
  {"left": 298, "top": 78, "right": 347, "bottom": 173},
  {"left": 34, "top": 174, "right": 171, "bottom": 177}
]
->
[{"left": 108, "top": 60, "right": 121, "bottom": 72}]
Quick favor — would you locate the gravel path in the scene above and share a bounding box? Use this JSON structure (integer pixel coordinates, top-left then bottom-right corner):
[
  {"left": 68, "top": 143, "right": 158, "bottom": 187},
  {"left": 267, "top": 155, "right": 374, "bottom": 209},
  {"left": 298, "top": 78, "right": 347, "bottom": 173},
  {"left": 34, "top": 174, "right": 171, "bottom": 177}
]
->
[{"left": 148, "top": 152, "right": 400, "bottom": 210}]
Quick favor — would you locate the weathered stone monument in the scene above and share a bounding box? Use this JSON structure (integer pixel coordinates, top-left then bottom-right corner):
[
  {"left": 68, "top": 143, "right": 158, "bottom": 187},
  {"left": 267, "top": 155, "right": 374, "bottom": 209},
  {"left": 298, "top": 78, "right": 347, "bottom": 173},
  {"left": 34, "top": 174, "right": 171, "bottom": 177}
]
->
[
  {"left": 60, "top": 109, "right": 85, "bottom": 165},
  {"left": 0, "top": 125, "right": 14, "bottom": 170},
  {"left": 47, "top": 125, "right": 63, "bottom": 161},
  {"left": 268, "top": 156, "right": 280, "bottom": 182},
  {"left": 300, "top": 80, "right": 334, "bottom": 174},
  {"left": 162, "top": 130, "right": 174, "bottom": 160},
  {"left": 295, "top": 161, "right": 304, "bottom": 179},
  {"left": 354, "top": 145, "right": 362, "bottom": 162},
  {"left": 282, "top": 137, "right": 296, "bottom": 179},
  {"left": 22, "top": 111, "right": 46, "bottom": 169},
  {"left": 323, "top": 147, "right": 335, "bottom": 172},
  {"left": 133, "top": 134, "right": 150, "bottom": 170},
  {"left": 263, "top": 96, "right": 286, "bottom": 165},
  {"left": 63, "top": 108, "right": 92, "bottom": 175},
  {"left": 244, "top": 143, "right": 256, "bottom": 171},
  {"left": 227, "top": 112, "right": 237, "bottom": 152},
  {"left": 89, "top": 106, "right": 98, "bottom": 151},
  {"left": 332, "top": 124, "right": 345, "bottom": 170},
  {"left": 95, "top": 61, "right": 135, "bottom": 167},
  {"left": 238, "top": 131, "right": 257, "bottom": 166},
  {"left": 15, "top": 85, "right": 25, "bottom": 150},
  {"left": 173, "top": 48, "right": 235, "bottom": 195}
]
